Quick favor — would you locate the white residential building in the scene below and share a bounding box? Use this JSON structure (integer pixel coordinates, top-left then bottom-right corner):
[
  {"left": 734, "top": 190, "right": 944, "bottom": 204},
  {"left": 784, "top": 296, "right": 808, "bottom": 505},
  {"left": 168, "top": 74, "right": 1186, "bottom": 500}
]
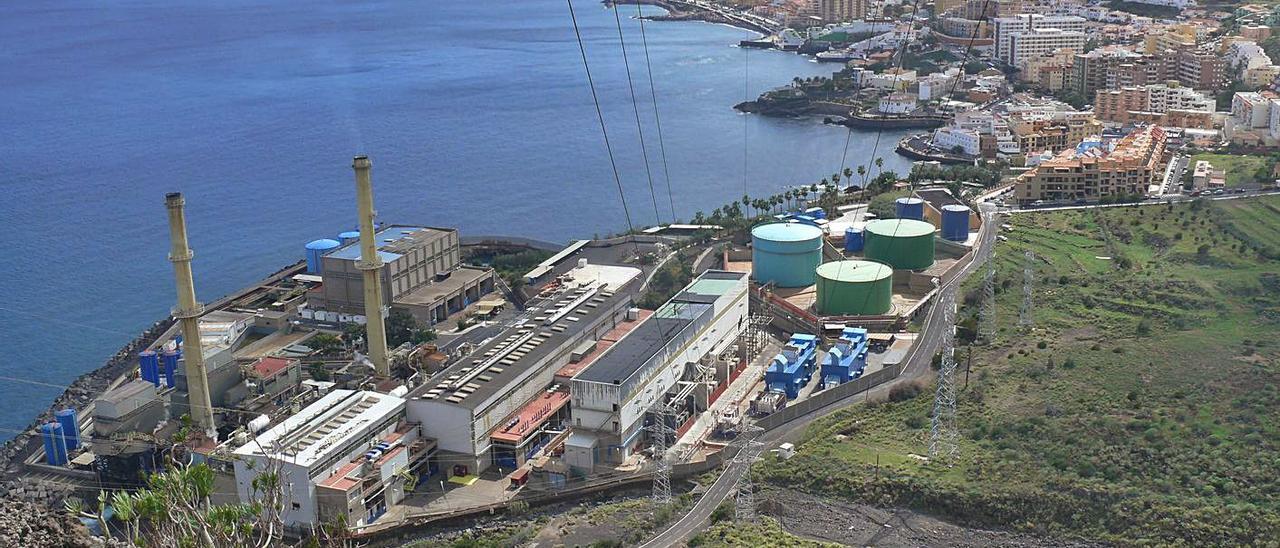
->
[
  {"left": 1226, "top": 40, "right": 1272, "bottom": 73},
  {"left": 1007, "top": 28, "right": 1087, "bottom": 66},
  {"left": 1232, "top": 92, "right": 1272, "bottom": 129},
  {"left": 1270, "top": 98, "right": 1280, "bottom": 141},
  {"left": 1146, "top": 84, "right": 1216, "bottom": 113},
  {"left": 931, "top": 127, "right": 982, "bottom": 155},
  {"left": 993, "top": 14, "right": 1087, "bottom": 62},
  {"left": 878, "top": 92, "right": 918, "bottom": 114},
  {"left": 1121, "top": 0, "right": 1195, "bottom": 7}
]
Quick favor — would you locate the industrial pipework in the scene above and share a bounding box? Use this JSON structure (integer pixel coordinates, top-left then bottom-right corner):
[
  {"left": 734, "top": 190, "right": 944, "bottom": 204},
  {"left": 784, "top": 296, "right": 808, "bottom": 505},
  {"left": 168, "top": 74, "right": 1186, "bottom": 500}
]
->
[
  {"left": 352, "top": 156, "right": 390, "bottom": 377},
  {"left": 164, "top": 192, "right": 217, "bottom": 437}
]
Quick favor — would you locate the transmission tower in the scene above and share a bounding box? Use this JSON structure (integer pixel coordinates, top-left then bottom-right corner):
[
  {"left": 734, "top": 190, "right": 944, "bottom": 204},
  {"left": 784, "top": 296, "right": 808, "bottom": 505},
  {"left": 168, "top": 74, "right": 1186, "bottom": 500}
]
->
[
  {"left": 978, "top": 256, "right": 997, "bottom": 345},
  {"left": 734, "top": 425, "right": 764, "bottom": 522},
  {"left": 1019, "top": 250, "right": 1035, "bottom": 329},
  {"left": 929, "top": 294, "right": 959, "bottom": 461},
  {"left": 648, "top": 404, "right": 677, "bottom": 504}
]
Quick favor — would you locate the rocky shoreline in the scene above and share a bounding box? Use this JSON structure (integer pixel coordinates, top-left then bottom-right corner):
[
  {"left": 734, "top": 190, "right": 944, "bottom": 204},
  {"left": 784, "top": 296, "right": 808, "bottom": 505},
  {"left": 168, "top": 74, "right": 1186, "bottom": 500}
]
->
[{"left": 605, "top": 0, "right": 768, "bottom": 35}]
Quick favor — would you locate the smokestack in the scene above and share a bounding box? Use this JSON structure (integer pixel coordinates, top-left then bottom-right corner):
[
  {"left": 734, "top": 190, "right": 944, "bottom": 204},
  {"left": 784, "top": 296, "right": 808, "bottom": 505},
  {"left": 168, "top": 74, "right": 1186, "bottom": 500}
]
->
[
  {"left": 352, "top": 156, "right": 390, "bottom": 377},
  {"left": 164, "top": 192, "right": 217, "bottom": 437}
]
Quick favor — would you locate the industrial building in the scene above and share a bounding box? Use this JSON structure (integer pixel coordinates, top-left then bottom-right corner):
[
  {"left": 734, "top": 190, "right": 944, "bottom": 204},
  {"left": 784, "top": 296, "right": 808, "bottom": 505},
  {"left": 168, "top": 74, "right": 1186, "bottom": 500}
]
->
[
  {"left": 406, "top": 261, "right": 641, "bottom": 476},
  {"left": 820, "top": 327, "right": 870, "bottom": 388},
  {"left": 304, "top": 225, "right": 496, "bottom": 325},
  {"left": 232, "top": 389, "right": 432, "bottom": 528},
  {"left": 568, "top": 270, "right": 749, "bottom": 468},
  {"left": 764, "top": 333, "right": 819, "bottom": 399}
]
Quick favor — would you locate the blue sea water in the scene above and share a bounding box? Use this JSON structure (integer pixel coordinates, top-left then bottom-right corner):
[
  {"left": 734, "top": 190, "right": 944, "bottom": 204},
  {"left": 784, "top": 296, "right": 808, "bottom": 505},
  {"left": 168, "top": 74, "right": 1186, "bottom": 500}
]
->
[{"left": 0, "top": 0, "right": 912, "bottom": 437}]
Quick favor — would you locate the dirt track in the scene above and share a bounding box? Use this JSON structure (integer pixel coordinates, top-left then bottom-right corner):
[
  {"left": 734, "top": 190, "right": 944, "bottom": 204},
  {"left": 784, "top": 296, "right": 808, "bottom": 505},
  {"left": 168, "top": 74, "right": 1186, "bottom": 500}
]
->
[{"left": 758, "top": 488, "right": 1106, "bottom": 547}]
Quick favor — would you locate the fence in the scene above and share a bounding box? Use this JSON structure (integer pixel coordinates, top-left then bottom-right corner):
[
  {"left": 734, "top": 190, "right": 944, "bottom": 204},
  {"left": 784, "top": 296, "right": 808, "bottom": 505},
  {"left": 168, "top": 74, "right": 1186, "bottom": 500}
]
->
[{"left": 755, "top": 362, "right": 904, "bottom": 431}]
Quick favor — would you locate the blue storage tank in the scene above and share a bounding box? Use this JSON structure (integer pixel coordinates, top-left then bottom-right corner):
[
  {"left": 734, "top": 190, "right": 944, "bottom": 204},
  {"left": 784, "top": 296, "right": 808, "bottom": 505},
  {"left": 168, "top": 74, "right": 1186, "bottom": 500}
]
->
[
  {"left": 162, "top": 350, "right": 179, "bottom": 388},
  {"left": 941, "top": 204, "right": 971, "bottom": 241},
  {"left": 139, "top": 350, "right": 159, "bottom": 385},
  {"left": 751, "top": 222, "right": 824, "bottom": 288},
  {"left": 305, "top": 238, "right": 342, "bottom": 274},
  {"left": 41, "top": 422, "right": 67, "bottom": 466},
  {"left": 895, "top": 197, "right": 925, "bottom": 220},
  {"left": 338, "top": 230, "right": 361, "bottom": 245},
  {"left": 55, "top": 409, "right": 80, "bottom": 451},
  {"left": 844, "top": 226, "right": 864, "bottom": 253}
]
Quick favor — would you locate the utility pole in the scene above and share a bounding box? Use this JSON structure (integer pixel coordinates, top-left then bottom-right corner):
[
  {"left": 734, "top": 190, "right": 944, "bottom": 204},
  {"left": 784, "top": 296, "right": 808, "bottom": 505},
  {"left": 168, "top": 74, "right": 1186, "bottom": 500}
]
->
[
  {"left": 648, "top": 404, "right": 676, "bottom": 505},
  {"left": 1019, "top": 250, "right": 1035, "bottom": 330},
  {"left": 929, "top": 294, "right": 958, "bottom": 461}
]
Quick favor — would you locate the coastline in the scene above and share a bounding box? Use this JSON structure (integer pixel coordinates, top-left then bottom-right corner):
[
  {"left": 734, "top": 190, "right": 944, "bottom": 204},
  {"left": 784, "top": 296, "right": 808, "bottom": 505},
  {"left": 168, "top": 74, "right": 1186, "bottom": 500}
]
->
[{"left": 605, "top": 0, "right": 771, "bottom": 36}]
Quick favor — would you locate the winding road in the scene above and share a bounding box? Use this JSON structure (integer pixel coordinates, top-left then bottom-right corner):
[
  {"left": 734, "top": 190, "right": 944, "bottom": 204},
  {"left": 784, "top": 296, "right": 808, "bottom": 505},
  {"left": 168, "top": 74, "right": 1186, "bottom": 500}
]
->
[{"left": 640, "top": 202, "right": 999, "bottom": 547}]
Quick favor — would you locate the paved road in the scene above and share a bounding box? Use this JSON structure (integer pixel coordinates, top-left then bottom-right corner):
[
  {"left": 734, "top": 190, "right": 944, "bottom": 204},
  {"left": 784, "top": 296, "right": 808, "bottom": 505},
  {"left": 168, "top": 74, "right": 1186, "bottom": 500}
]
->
[{"left": 640, "top": 203, "right": 998, "bottom": 547}]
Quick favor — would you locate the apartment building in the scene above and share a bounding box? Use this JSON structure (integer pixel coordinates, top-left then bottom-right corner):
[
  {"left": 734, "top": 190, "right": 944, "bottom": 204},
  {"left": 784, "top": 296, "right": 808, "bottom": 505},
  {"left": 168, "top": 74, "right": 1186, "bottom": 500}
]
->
[
  {"left": 993, "top": 14, "right": 1086, "bottom": 62},
  {"left": 1016, "top": 125, "right": 1168, "bottom": 203},
  {"left": 1007, "top": 28, "right": 1087, "bottom": 66},
  {"left": 819, "top": 0, "right": 866, "bottom": 23},
  {"left": 1094, "top": 84, "right": 1216, "bottom": 128}
]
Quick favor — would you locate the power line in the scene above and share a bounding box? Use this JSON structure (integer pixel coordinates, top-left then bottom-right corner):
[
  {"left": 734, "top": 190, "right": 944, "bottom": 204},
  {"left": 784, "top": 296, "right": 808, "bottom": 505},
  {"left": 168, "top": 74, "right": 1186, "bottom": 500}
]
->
[
  {"left": 565, "top": 0, "right": 639, "bottom": 249},
  {"left": 633, "top": 2, "right": 677, "bottom": 223},
  {"left": 611, "top": 2, "right": 664, "bottom": 227},
  {"left": 742, "top": 45, "right": 750, "bottom": 198},
  {"left": 928, "top": 293, "right": 958, "bottom": 461}
]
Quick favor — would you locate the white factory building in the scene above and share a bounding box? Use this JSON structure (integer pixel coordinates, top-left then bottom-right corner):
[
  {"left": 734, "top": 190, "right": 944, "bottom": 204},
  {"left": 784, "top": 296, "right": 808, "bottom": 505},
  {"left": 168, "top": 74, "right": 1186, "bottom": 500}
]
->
[
  {"left": 232, "top": 389, "right": 429, "bottom": 528},
  {"left": 405, "top": 261, "right": 641, "bottom": 476},
  {"left": 567, "top": 270, "right": 748, "bottom": 469}
]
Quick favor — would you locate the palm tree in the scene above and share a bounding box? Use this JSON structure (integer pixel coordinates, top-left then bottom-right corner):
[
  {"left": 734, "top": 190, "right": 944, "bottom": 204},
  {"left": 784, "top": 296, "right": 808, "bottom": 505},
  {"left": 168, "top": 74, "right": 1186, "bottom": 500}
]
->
[
  {"left": 784, "top": 189, "right": 794, "bottom": 210},
  {"left": 832, "top": 172, "right": 841, "bottom": 188},
  {"left": 742, "top": 195, "right": 751, "bottom": 210},
  {"left": 875, "top": 157, "right": 885, "bottom": 178}
]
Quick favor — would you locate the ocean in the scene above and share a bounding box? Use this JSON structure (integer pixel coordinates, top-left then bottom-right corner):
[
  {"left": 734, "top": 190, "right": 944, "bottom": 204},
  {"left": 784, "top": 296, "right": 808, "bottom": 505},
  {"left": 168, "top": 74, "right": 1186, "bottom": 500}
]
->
[{"left": 0, "top": 0, "right": 912, "bottom": 437}]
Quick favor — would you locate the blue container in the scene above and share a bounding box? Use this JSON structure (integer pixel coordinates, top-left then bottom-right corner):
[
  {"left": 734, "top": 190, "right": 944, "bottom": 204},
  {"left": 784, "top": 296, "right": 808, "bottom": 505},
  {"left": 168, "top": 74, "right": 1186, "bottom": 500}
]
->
[
  {"left": 941, "top": 204, "right": 971, "bottom": 241},
  {"left": 305, "top": 238, "right": 342, "bottom": 274},
  {"left": 338, "top": 230, "right": 361, "bottom": 245},
  {"left": 804, "top": 207, "right": 826, "bottom": 219},
  {"left": 895, "top": 197, "right": 925, "bottom": 220},
  {"left": 55, "top": 408, "right": 80, "bottom": 451},
  {"left": 41, "top": 422, "right": 68, "bottom": 466},
  {"left": 751, "top": 222, "right": 824, "bottom": 288},
  {"left": 162, "top": 350, "right": 180, "bottom": 388},
  {"left": 844, "top": 227, "right": 864, "bottom": 253},
  {"left": 139, "top": 350, "right": 159, "bottom": 384}
]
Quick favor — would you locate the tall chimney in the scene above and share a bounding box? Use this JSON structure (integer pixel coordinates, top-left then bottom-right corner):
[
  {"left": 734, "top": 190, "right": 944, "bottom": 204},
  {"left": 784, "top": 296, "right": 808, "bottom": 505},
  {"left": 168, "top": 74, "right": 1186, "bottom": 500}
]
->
[
  {"left": 352, "top": 156, "right": 390, "bottom": 377},
  {"left": 164, "top": 192, "right": 217, "bottom": 437}
]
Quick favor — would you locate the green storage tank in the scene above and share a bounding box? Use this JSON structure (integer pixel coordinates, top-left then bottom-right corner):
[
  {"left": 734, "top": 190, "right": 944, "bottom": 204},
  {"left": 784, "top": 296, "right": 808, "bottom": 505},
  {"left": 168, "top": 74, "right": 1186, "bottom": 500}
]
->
[
  {"left": 863, "top": 219, "right": 935, "bottom": 270},
  {"left": 815, "top": 261, "right": 894, "bottom": 315}
]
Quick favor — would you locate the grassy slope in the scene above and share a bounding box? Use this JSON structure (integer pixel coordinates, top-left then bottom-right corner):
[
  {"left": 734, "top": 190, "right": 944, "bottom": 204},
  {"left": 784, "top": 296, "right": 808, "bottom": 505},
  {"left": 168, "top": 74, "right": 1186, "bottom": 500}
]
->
[
  {"left": 757, "top": 197, "right": 1280, "bottom": 545},
  {"left": 690, "top": 518, "right": 840, "bottom": 548}
]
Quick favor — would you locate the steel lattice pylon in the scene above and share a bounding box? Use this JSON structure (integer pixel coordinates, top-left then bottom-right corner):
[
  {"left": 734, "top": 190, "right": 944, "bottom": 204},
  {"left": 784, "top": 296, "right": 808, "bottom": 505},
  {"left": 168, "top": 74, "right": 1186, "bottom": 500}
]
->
[
  {"left": 1019, "top": 250, "right": 1035, "bottom": 329},
  {"left": 978, "top": 255, "right": 997, "bottom": 345},
  {"left": 733, "top": 425, "right": 764, "bottom": 522},
  {"left": 648, "top": 404, "right": 677, "bottom": 504},
  {"left": 929, "top": 294, "right": 959, "bottom": 461}
]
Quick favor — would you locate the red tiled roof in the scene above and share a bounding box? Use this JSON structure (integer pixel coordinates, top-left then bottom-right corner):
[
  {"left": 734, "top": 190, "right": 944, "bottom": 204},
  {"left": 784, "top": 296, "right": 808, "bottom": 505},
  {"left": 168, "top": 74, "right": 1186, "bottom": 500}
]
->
[{"left": 251, "top": 357, "right": 294, "bottom": 379}]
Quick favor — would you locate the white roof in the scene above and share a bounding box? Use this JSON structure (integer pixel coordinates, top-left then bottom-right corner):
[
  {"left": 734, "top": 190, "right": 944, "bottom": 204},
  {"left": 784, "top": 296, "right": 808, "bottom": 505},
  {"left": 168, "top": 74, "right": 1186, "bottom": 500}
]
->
[{"left": 234, "top": 389, "right": 404, "bottom": 469}]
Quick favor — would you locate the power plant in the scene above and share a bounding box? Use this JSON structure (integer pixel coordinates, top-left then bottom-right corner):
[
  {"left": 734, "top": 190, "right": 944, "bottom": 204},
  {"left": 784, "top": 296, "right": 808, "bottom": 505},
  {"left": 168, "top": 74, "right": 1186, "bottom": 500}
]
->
[
  {"left": 165, "top": 192, "right": 217, "bottom": 436},
  {"left": 352, "top": 155, "right": 391, "bottom": 377}
]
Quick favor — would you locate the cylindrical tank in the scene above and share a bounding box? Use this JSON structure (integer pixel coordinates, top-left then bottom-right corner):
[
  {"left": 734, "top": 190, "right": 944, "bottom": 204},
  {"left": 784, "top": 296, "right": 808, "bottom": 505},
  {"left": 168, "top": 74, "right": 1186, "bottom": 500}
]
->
[
  {"left": 844, "top": 226, "right": 864, "bottom": 253},
  {"left": 139, "top": 350, "right": 159, "bottom": 384},
  {"left": 162, "top": 350, "right": 179, "bottom": 388},
  {"left": 305, "top": 238, "right": 341, "bottom": 274},
  {"left": 248, "top": 414, "right": 271, "bottom": 434},
  {"left": 864, "top": 219, "right": 936, "bottom": 270},
  {"left": 751, "top": 222, "right": 825, "bottom": 288},
  {"left": 894, "top": 197, "right": 925, "bottom": 220},
  {"left": 337, "top": 230, "right": 361, "bottom": 245},
  {"left": 815, "top": 261, "right": 894, "bottom": 315},
  {"left": 55, "top": 409, "right": 80, "bottom": 451},
  {"left": 41, "top": 422, "right": 67, "bottom": 466},
  {"left": 941, "top": 204, "right": 971, "bottom": 241}
]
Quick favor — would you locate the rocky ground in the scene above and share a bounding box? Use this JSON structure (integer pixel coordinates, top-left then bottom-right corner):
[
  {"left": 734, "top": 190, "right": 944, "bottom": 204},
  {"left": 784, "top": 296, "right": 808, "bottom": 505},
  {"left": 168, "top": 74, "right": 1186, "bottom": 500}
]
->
[
  {"left": 758, "top": 487, "right": 1105, "bottom": 547},
  {"left": 0, "top": 498, "right": 106, "bottom": 547}
]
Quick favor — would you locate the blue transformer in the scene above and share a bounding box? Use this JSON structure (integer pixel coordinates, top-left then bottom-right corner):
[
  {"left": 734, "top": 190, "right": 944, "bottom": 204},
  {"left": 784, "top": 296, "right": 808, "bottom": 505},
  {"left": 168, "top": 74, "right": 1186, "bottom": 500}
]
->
[
  {"left": 55, "top": 408, "right": 80, "bottom": 451},
  {"left": 894, "top": 197, "right": 925, "bottom": 220},
  {"left": 139, "top": 350, "right": 159, "bottom": 384},
  {"left": 941, "top": 204, "right": 971, "bottom": 241},
  {"left": 844, "top": 226, "right": 864, "bottom": 253},
  {"left": 751, "top": 222, "right": 825, "bottom": 288},
  {"left": 803, "top": 207, "right": 826, "bottom": 220},
  {"left": 162, "top": 350, "right": 179, "bottom": 388},
  {"left": 765, "top": 333, "right": 819, "bottom": 399},
  {"left": 821, "top": 327, "right": 870, "bottom": 388},
  {"left": 338, "top": 230, "right": 361, "bottom": 245},
  {"left": 305, "top": 238, "right": 342, "bottom": 274},
  {"left": 41, "top": 422, "right": 68, "bottom": 466}
]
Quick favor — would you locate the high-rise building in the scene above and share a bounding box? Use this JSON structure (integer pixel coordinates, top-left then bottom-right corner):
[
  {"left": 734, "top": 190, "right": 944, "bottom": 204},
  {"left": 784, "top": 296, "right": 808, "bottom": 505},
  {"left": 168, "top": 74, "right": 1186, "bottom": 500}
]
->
[
  {"left": 993, "top": 14, "right": 1086, "bottom": 62},
  {"left": 1094, "top": 84, "right": 1216, "bottom": 128},
  {"left": 1016, "top": 126, "right": 1168, "bottom": 203},
  {"left": 1007, "top": 28, "right": 1087, "bottom": 66}
]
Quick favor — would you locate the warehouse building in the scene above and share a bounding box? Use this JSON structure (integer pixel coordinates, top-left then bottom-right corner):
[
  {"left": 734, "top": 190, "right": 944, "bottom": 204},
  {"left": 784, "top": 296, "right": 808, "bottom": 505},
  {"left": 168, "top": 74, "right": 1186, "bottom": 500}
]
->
[
  {"left": 568, "top": 270, "right": 748, "bottom": 468},
  {"left": 232, "top": 389, "right": 428, "bottom": 528},
  {"left": 405, "top": 262, "right": 641, "bottom": 476}
]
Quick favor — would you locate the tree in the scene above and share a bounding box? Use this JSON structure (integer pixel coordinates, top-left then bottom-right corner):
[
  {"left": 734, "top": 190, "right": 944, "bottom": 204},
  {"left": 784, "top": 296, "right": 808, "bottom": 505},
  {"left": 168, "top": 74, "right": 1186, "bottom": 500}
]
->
[
  {"left": 874, "top": 157, "right": 885, "bottom": 177},
  {"left": 310, "top": 333, "right": 342, "bottom": 355}
]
